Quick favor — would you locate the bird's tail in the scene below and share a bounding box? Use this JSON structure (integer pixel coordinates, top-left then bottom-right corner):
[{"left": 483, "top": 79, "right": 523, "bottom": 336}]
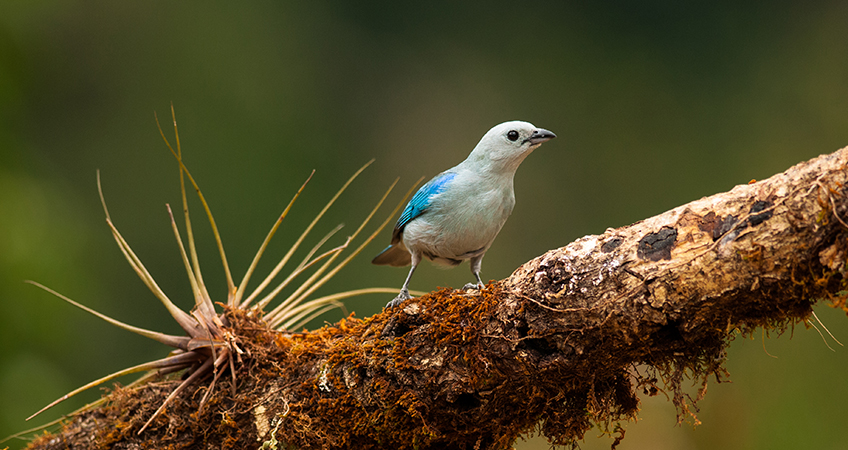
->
[{"left": 371, "top": 245, "right": 411, "bottom": 267}]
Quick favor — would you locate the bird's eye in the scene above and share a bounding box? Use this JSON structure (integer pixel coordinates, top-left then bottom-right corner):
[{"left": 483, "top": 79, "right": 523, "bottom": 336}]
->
[{"left": 507, "top": 130, "right": 519, "bottom": 141}]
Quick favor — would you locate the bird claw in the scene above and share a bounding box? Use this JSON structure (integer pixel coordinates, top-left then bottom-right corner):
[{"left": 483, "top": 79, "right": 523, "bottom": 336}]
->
[
  {"left": 462, "top": 282, "right": 484, "bottom": 291},
  {"left": 385, "top": 289, "right": 412, "bottom": 309}
]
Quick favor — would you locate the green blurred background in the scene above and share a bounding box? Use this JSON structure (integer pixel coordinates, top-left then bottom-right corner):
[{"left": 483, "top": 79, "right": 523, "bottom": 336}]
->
[{"left": 2, "top": 2, "right": 847, "bottom": 449}]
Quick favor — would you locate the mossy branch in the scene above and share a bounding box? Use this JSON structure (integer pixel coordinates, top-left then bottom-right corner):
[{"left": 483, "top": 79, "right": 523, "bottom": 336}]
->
[{"left": 24, "top": 147, "right": 848, "bottom": 450}]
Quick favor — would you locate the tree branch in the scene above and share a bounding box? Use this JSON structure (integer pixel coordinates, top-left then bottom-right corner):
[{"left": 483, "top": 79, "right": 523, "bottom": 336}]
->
[{"left": 26, "top": 147, "right": 848, "bottom": 450}]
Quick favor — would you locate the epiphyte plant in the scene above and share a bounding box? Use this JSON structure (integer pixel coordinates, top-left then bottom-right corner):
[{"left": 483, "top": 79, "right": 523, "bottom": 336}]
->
[{"left": 22, "top": 105, "right": 419, "bottom": 435}]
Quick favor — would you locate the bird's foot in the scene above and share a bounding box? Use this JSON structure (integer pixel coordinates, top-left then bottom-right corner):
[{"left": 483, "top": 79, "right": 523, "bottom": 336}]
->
[
  {"left": 385, "top": 289, "right": 412, "bottom": 309},
  {"left": 462, "top": 282, "right": 484, "bottom": 291}
]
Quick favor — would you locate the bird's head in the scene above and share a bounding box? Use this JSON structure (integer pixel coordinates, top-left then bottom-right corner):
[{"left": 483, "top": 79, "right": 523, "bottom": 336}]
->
[{"left": 466, "top": 121, "right": 556, "bottom": 173}]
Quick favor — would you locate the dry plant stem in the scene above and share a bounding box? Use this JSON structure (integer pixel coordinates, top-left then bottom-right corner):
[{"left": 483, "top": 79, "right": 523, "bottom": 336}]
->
[
  {"left": 234, "top": 170, "right": 315, "bottom": 308},
  {"left": 244, "top": 161, "right": 374, "bottom": 310},
  {"left": 162, "top": 107, "right": 238, "bottom": 303},
  {"left": 23, "top": 281, "right": 191, "bottom": 350},
  {"left": 98, "top": 173, "right": 199, "bottom": 335},
  {"left": 156, "top": 110, "right": 216, "bottom": 310},
  {"left": 265, "top": 178, "right": 402, "bottom": 326},
  {"left": 24, "top": 147, "right": 848, "bottom": 450}
]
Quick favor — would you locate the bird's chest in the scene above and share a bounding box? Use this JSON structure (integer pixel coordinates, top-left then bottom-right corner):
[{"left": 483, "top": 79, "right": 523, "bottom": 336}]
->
[
  {"left": 445, "top": 188, "right": 514, "bottom": 231},
  {"left": 404, "top": 184, "right": 514, "bottom": 258}
]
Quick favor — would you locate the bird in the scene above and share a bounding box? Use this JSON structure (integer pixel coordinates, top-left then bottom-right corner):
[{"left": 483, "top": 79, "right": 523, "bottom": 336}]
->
[{"left": 372, "top": 121, "right": 556, "bottom": 308}]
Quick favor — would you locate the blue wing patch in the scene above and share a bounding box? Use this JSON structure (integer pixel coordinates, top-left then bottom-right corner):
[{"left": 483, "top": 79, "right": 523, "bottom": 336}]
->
[{"left": 391, "top": 172, "right": 457, "bottom": 243}]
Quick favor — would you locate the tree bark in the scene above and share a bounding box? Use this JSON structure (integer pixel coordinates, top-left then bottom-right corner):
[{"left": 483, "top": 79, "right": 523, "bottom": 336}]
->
[{"left": 26, "top": 147, "right": 848, "bottom": 450}]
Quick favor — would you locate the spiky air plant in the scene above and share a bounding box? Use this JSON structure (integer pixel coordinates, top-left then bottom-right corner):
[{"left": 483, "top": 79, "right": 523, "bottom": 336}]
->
[{"left": 16, "top": 106, "right": 423, "bottom": 437}]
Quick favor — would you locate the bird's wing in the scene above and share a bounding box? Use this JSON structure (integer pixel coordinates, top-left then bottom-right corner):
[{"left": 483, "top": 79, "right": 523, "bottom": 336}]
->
[{"left": 391, "top": 171, "right": 457, "bottom": 244}]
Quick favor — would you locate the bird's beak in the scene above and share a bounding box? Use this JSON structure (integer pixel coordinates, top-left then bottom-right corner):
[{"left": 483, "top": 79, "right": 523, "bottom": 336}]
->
[{"left": 527, "top": 128, "right": 556, "bottom": 145}]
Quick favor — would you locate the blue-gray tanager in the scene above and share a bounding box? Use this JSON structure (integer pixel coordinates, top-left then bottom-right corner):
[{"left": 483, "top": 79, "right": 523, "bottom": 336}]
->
[{"left": 373, "top": 121, "right": 556, "bottom": 308}]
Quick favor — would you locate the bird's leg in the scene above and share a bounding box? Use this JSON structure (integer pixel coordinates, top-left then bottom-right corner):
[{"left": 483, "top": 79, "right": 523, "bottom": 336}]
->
[
  {"left": 386, "top": 253, "right": 420, "bottom": 308},
  {"left": 462, "top": 254, "right": 485, "bottom": 291}
]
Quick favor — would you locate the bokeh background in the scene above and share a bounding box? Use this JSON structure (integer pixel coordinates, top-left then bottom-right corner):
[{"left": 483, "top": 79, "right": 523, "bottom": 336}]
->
[{"left": 2, "top": 2, "right": 848, "bottom": 449}]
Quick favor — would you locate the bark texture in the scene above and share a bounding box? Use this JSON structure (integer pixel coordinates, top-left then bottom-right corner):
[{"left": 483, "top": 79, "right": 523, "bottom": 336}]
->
[{"left": 26, "top": 147, "right": 848, "bottom": 450}]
